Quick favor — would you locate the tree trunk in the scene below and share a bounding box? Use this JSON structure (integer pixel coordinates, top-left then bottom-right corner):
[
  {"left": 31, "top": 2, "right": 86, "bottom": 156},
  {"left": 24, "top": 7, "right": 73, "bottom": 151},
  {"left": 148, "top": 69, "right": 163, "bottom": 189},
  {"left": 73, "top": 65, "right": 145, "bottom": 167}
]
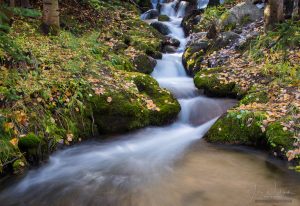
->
[
  {"left": 42, "top": 0, "right": 60, "bottom": 35},
  {"left": 21, "top": 0, "right": 31, "bottom": 8},
  {"left": 264, "top": 0, "right": 284, "bottom": 32},
  {"left": 293, "top": 0, "right": 300, "bottom": 19},
  {"left": 10, "top": 0, "right": 15, "bottom": 7}
]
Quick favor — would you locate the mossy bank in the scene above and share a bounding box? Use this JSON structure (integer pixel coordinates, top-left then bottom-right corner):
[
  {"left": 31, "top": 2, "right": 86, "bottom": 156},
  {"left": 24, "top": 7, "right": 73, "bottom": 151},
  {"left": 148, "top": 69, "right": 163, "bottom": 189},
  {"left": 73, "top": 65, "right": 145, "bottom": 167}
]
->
[
  {"left": 0, "top": 0, "right": 180, "bottom": 176},
  {"left": 182, "top": 2, "right": 300, "bottom": 167}
]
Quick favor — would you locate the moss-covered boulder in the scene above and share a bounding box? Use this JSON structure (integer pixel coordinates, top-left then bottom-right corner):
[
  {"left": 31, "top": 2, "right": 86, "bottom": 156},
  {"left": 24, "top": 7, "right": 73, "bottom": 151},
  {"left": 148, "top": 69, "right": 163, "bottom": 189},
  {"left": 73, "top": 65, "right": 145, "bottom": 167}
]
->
[
  {"left": 158, "top": 15, "right": 170, "bottom": 22},
  {"left": 18, "top": 133, "right": 45, "bottom": 164},
  {"left": 133, "top": 75, "right": 180, "bottom": 125},
  {"left": 133, "top": 54, "right": 157, "bottom": 74},
  {"left": 206, "top": 110, "right": 266, "bottom": 146},
  {"left": 194, "top": 68, "right": 238, "bottom": 97},
  {"left": 219, "top": 2, "right": 263, "bottom": 31},
  {"left": 266, "top": 122, "right": 294, "bottom": 151},
  {"left": 183, "top": 47, "right": 205, "bottom": 76},
  {"left": 206, "top": 110, "right": 295, "bottom": 158},
  {"left": 239, "top": 90, "right": 269, "bottom": 105},
  {"left": 90, "top": 73, "right": 180, "bottom": 134}
]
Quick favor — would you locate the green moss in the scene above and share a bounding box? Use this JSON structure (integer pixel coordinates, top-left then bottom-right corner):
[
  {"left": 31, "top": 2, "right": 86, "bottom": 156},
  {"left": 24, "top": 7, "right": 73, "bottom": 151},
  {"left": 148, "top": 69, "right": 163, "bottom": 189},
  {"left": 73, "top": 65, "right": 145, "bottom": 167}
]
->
[
  {"left": 206, "top": 110, "right": 266, "bottom": 145},
  {"left": 12, "top": 159, "right": 26, "bottom": 174},
  {"left": 266, "top": 122, "right": 294, "bottom": 150},
  {"left": 0, "top": 140, "right": 20, "bottom": 166},
  {"left": 90, "top": 91, "right": 149, "bottom": 133},
  {"left": 183, "top": 48, "right": 204, "bottom": 76},
  {"left": 206, "top": 110, "right": 295, "bottom": 157},
  {"left": 194, "top": 5, "right": 227, "bottom": 33},
  {"left": 240, "top": 91, "right": 269, "bottom": 105},
  {"left": 194, "top": 69, "right": 236, "bottom": 97},
  {"left": 133, "top": 75, "right": 180, "bottom": 125},
  {"left": 90, "top": 73, "right": 180, "bottom": 134},
  {"left": 223, "top": 22, "right": 236, "bottom": 31},
  {"left": 158, "top": 15, "right": 170, "bottom": 22},
  {"left": 18, "top": 133, "right": 42, "bottom": 150}
]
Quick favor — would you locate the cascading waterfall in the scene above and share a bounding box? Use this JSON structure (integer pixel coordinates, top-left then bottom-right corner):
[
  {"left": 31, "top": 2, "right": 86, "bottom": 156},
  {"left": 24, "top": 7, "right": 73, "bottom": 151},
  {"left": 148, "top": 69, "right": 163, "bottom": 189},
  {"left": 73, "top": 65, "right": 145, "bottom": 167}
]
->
[
  {"left": 151, "top": 0, "right": 159, "bottom": 9},
  {"left": 160, "top": 0, "right": 178, "bottom": 17},
  {"left": 1, "top": 1, "right": 297, "bottom": 206},
  {"left": 176, "top": 1, "right": 188, "bottom": 18},
  {"left": 197, "top": 0, "right": 209, "bottom": 9}
]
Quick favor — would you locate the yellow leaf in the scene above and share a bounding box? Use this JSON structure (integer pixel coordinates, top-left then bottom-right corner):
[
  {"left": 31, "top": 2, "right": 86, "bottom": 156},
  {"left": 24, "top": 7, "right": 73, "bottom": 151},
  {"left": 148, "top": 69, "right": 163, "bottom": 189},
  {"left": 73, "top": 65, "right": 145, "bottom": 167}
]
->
[
  {"left": 4, "top": 122, "right": 14, "bottom": 131},
  {"left": 10, "top": 138, "right": 18, "bottom": 146},
  {"left": 67, "top": 133, "right": 73, "bottom": 142}
]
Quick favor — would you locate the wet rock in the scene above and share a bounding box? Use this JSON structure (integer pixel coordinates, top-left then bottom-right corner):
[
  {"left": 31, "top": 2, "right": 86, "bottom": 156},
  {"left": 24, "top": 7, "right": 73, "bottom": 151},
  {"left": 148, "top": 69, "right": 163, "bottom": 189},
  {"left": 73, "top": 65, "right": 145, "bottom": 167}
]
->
[
  {"left": 134, "top": 54, "right": 157, "bottom": 74},
  {"left": 162, "top": 45, "right": 177, "bottom": 53},
  {"left": 141, "top": 9, "right": 159, "bottom": 20},
  {"left": 150, "top": 21, "right": 171, "bottom": 35},
  {"left": 158, "top": 15, "right": 170, "bottom": 22},
  {"left": 181, "top": 9, "right": 204, "bottom": 35},
  {"left": 146, "top": 50, "right": 163, "bottom": 59},
  {"left": 163, "top": 36, "right": 181, "bottom": 47},
  {"left": 220, "top": 2, "right": 263, "bottom": 31}
]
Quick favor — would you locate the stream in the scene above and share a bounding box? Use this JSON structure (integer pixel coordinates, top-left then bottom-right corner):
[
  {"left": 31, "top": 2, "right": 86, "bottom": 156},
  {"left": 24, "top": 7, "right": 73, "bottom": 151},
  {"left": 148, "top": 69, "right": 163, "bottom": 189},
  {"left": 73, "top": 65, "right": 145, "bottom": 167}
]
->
[{"left": 1, "top": 1, "right": 300, "bottom": 206}]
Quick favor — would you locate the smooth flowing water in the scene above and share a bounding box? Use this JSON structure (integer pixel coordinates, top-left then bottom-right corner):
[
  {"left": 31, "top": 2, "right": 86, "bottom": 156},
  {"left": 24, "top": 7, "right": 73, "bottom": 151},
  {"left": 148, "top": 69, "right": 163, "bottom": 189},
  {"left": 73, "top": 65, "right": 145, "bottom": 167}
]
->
[{"left": 1, "top": 1, "right": 300, "bottom": 206}]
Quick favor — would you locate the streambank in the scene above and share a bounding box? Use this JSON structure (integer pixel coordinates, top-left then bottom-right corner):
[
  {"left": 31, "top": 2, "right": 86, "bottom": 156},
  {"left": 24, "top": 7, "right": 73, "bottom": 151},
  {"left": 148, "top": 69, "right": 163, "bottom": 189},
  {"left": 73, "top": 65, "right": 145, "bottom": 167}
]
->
[
  {"left": 0, "top": 1, "right": 181, "bottom": 177},
  {"left": 181, "top": 1, "right": 300, "bottom": 166}
]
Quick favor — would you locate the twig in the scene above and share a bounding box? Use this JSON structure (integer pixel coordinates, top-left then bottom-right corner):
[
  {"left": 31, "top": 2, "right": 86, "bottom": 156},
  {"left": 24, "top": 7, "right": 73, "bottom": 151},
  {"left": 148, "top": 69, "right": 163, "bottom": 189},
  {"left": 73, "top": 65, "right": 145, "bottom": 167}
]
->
[{"left": 0, "top": 153, "right": 25, "bottom": 167}]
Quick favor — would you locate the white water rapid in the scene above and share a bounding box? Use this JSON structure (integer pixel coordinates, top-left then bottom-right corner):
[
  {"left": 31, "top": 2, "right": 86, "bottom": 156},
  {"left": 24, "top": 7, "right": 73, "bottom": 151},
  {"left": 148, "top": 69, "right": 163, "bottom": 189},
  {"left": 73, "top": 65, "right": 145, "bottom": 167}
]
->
[{"left": 1, "top": 1, "right": 299, "bottom": 206}]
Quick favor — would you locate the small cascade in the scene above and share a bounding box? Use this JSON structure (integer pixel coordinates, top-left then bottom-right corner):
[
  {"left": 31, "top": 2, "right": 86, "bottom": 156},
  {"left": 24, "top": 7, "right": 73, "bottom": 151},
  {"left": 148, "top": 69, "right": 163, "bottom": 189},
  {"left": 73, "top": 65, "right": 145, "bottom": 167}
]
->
[
  {"left": 160, "top": 0, "right": 178, "bottom": 17},
  {"left": 197, "top": 0, "right": 209, "bottom": 9},
  {"left": 151, "top": 0, "right": 159, "bottom": 9},
  {"left": 176, "top": 1, "right": 188, "bottom": 18}
]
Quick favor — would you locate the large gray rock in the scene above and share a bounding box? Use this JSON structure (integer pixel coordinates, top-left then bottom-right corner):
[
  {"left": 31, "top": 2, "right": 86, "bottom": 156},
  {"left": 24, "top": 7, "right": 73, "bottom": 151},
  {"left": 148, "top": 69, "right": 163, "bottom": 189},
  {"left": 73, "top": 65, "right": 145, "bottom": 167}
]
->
[
  {"left": 220, "top": 2, "right": 263, "bottom": 30},
  {"left": 150, "top": 21, "right": 171, "bottom": 35},
  {"left": 213, "top": 31, "right": 241, "bottom": 49},
  {"left": 187, "top": 32, "right": 207, "bottom": 47}
]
